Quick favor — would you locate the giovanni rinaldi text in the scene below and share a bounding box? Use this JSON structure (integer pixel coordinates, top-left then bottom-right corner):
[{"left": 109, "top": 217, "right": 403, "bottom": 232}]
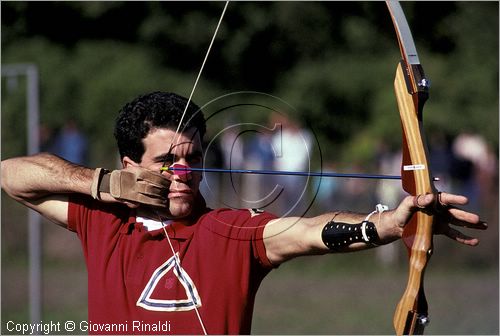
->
[{"left": 6, "top": 320, "right": 172, "bottom": 334}]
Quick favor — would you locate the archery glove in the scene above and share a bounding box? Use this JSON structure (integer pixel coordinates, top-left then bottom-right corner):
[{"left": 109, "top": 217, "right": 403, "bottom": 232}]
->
[{"left": 91, "top": 167, "right": 169, "bottom": 207}]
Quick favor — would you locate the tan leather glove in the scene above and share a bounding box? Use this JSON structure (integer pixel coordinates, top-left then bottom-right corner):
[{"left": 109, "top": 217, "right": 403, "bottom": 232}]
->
[{"left": 91, "top": 167, "right": 170, "bottom": 207}]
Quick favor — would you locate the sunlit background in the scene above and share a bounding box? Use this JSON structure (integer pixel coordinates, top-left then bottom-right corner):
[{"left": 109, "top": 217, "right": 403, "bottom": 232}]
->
[{"left": 2, "top": 2, "right": 498, "bottom": 334}]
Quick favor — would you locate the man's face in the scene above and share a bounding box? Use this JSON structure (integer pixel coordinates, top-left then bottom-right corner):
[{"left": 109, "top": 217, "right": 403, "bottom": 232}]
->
[{"left": 125, "top": 127, "right": 203, "bottom": 219}]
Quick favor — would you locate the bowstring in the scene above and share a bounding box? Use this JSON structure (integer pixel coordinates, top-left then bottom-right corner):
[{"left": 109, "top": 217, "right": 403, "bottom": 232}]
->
[
  {"left": 159, "top": 216, "right": 208, "bottom": 335},
  {"left": 162, "top": 1, "right": 229, "bottom": 171},
  {"left": 155, "top": 2, "right": 229, "bottom": 335}
]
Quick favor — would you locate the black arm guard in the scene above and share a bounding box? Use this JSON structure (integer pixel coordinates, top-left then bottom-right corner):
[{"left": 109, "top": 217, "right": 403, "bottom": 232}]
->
[{"left": 322, "top": 220, "right": 380, "bottom": 251}]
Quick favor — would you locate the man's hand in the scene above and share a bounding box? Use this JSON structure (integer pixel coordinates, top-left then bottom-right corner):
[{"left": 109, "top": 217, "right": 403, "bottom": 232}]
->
[
  {"left": 95, "top": 166, "right": 172, "bottom": 208},
  {"left": 393, "top": 192, "right": 488, "bottom": 246}
]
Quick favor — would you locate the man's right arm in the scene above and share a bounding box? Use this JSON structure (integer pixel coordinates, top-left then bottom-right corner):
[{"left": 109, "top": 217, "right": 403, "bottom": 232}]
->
[
  {"left": 1, "top": 153, "right": 95, "bottom": 228},
  {"left": 1, "top": 152, "right": 172, "bottom": 228}
]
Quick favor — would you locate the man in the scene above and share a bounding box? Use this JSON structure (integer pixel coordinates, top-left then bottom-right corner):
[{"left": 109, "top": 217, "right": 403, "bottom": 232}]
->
[{"left": 1, "top": 91, "right": 486, "bottom": 334}]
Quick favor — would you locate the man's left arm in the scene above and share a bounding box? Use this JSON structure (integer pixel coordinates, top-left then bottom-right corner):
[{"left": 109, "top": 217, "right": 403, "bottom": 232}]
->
[{"left": 263, "top": 192, "right": 486, "bottom": 266}]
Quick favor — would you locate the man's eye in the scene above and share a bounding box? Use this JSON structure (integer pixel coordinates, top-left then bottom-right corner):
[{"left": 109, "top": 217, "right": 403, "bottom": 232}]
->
[
  {"left": 188, "top": 155, "right": 202, "bottom": 165},
  {"left": 160, "top": 154, "right": 175, "bottom": 165}
]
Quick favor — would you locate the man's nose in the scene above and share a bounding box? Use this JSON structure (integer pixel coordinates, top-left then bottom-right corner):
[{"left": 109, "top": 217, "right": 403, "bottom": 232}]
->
[{"left": 170, "top": 163, "right": 192, "bottom": 182}]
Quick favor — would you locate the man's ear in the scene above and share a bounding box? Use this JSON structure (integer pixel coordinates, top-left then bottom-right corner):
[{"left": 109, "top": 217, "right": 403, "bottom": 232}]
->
[{"left": 122, "top": 156, "right": 139, "bottom": 168}]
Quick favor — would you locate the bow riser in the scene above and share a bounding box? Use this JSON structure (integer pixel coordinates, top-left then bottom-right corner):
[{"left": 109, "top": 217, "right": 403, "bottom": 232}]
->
[{"left": 393, "top": 61, "right": 435, "bottom": 335}]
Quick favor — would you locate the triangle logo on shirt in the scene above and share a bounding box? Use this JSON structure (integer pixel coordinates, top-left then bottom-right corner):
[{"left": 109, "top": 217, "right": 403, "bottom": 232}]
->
[{"left": 136, "top": 253, "right": 202, "bottom": 312}]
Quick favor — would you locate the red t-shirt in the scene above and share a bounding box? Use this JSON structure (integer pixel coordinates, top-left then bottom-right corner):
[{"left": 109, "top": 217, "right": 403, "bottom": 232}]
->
[{"left": 68, "top": 194, "right": 277, "bottom": 335}]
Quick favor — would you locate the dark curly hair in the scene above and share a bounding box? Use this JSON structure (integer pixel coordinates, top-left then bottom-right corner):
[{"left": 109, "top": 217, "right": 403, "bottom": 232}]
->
[{"left": 114, "top": 91, "right": 206, "bottom": 162}]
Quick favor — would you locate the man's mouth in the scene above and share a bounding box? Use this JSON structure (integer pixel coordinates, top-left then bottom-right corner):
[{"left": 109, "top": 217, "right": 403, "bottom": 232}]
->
[{"left": 168, "top": 189, "right": 193, "bottom": 198}]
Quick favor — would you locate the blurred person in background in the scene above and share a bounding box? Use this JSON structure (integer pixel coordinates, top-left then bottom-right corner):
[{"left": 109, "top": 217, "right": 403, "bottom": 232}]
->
[{"left": 51, "top": 118, "right": 89, "bottom": 165}]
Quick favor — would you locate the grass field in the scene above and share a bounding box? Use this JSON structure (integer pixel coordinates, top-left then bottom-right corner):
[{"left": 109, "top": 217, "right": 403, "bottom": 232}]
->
[{"left": 253, "top": 256, "right": 498, "bottom": 334}]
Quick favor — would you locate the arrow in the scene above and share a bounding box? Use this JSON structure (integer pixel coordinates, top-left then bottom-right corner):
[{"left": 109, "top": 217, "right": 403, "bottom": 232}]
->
[{"left": 162, "top": 166, "right": 441, "bottom": 181}]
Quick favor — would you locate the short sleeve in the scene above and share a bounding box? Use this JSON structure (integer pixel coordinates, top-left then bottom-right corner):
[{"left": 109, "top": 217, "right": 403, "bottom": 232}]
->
[
  {"left": 251, "top": 211, "right": 278, "bottom": 269},
  {"left": 67, "top": 194, "right": 132, "bottom": 251},
  {"left": 199, "top": 208, "right": 278, "bottom": 270},
  {"left": 67, "top": 194, "right": 93, "bottom": 233}
]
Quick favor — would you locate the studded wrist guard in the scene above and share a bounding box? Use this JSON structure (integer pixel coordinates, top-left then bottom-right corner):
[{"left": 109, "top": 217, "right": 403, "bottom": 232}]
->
[{"left": 322, "top": 220, "right": 380, "bottom": 251}]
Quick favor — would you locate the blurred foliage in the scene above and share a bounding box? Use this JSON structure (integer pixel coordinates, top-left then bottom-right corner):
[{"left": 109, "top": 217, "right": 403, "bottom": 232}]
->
[
  {"left": 1, "top": 3, "right": 498, "bottom": 333},
  {"left": 1, "top": 1, "right": 498, "bottom": 167}
]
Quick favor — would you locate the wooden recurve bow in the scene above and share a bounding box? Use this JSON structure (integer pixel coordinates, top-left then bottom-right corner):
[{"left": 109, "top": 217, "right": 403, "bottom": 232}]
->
[{"left": 386, "top": 2, "right": 436, "bottom": 335}]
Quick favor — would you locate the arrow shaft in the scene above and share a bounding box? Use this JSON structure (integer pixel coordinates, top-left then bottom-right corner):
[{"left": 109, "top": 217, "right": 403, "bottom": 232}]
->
[{"left": 164, "top": 166, "right": 404, "bottom": 180}]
